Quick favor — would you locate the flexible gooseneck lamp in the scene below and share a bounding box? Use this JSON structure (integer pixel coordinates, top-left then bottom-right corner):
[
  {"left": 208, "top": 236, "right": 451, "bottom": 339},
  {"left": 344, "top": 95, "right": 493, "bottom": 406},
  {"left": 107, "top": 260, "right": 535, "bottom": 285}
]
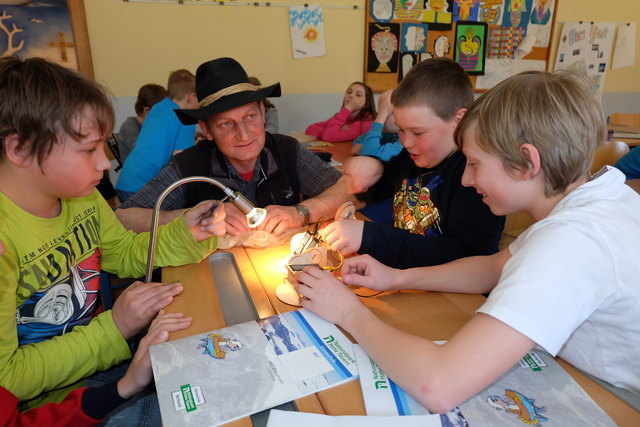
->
[{"left": 145, "top": 176, "right": 267, "bottom": 282}]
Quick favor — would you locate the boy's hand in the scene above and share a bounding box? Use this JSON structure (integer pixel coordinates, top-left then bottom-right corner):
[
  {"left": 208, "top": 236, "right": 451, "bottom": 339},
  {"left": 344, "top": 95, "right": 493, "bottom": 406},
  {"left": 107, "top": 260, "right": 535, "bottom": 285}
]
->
[
  {"left": 351, "top": 143, "right": 362, "bottom": 156},
  {"left": 116, "top": 311, "right": 193, "bottom": 399},
  {"left": 319, "top": 219, "right": 364, "bottom": 255},
  {"left": 184, "top": 200, "right": 226, "bottom": 242},
  {"left": 376, "top": 89, "right": 394, "bottom": 123},
  {"left": 294, "top": 267, "right": 363, "bottom": 327},
  {"left": 340, "top": 254, "right": 398, "bottom": 291},
  {"left": 111, "top": 281, "right": 184, "bottom": 339},
  {"left": 343, "top": 156, "right": 383, "bottom": 194}
]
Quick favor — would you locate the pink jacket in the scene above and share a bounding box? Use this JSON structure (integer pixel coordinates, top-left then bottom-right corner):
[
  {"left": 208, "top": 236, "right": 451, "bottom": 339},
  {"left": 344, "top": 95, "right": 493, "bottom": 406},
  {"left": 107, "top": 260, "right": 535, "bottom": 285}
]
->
[{"left": 305, "top": 107, "right": 373, "bottom": 142}]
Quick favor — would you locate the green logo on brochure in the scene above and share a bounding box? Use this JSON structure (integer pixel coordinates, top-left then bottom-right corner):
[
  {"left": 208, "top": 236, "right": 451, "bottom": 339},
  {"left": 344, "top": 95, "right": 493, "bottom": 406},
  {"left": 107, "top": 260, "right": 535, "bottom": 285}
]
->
[
  {"left": 523, "top": 354, "right": 542, "bottom": 371},
  {"left": 181, "top": 384, "right": 197, "bottom": 412}
]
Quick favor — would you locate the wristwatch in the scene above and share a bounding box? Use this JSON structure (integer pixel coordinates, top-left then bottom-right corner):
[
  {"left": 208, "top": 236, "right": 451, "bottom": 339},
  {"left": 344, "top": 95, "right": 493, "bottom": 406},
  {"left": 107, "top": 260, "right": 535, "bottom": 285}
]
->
[{"left": 295, "top": 204, "right": 311, "bottom": 227}]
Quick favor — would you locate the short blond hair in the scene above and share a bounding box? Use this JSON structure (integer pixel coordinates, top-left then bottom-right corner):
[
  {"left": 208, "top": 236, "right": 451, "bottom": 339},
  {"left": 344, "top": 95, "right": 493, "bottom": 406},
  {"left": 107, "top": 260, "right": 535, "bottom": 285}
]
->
[{"left": 455, "top": 71, "right": 607, "bottom": 196}]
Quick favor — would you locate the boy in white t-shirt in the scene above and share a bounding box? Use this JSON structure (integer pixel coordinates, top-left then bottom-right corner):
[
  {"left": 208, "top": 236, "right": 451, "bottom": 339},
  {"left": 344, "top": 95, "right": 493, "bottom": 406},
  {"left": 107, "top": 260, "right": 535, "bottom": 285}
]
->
[{"left": 293, "top": 70, "right": 640, "bottom": 412}]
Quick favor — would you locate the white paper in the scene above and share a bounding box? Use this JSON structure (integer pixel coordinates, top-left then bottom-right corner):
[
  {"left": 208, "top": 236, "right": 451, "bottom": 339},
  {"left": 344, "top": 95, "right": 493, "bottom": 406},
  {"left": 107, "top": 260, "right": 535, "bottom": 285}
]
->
[
  {"left": 476, "top": 58, "right": 546, "bottom": 90},
  {"left": 612, "top": 23, "right": 636, "bottom": 70},
  {"left": 266, "top": 409, "right": 441, "bottom": 427},
  {"left": 289, "top": 5, "right": 326, "bottom": 59}
]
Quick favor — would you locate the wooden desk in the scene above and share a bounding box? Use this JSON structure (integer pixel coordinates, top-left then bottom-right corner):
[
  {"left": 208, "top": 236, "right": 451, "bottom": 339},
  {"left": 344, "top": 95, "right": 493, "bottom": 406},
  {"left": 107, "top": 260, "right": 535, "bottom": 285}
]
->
[
  {"left": 609, "top": 124, "right": 640, "bottom": 147},
  {"left": 626, "top": 179, "right": 640, "bottom": 194},
  {"left": 163, "top": 244, "right": 639, "bottom": 426}
]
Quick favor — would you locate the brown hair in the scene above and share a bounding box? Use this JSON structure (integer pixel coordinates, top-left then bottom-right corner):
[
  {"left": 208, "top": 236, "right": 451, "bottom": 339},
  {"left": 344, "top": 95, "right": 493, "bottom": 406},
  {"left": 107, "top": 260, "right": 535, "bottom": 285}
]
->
[
  {"left": 248, "top": 76, "right": 275, "bottom": 110},
  {"left": 134, "top": 83, "right": 167, "bottom": 116},
  {"left": 391, "top": 57, "right": 473, "bottom": 121},
  {"left": 167, "top": 69, "right": 195, "bottom": 101},
  {"left": 455, "top": 71, "right": 607, "bottom": 196},
  {"left": 0, "top": 56, "right": 114, "bottom": 166},
  {"left": 346, "top": 81, "right": 377, "bottom": 122}
]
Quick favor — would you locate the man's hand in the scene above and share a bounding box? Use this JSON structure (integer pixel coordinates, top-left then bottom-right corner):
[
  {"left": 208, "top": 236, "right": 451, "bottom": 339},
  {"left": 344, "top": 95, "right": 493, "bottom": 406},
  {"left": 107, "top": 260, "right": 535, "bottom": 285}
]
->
[
  {"left": 343, "top": 156, "right": 383, "bottom": 194},
  {"left": 256, "top": 205, "right": 303, "bottom": 236},
  {"left": 223, "top": 202, "right": 252, "bottom": 236},
  {"left": 111, "top": 281, "right": 184, "bottom": 339},
  {"left": 340, "top": 254, "right": 399, "bottom": 291},
  {"left": 294, "top": 267, "right": 365, "bottom": 328},
  {"left": 319, "top": 219, "right": 364, "bottom": 255},
  {"left": 116, "top": 311, "right": 193, "bottom": 399},
  {"left": 184, "top": 200, "right": 226, "bottom": 242}
]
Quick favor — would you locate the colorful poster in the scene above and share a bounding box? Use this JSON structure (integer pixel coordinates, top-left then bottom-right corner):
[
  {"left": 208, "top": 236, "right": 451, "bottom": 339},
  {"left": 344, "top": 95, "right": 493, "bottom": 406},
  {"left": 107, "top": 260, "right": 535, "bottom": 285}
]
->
[
  {"left": 0, "top": 0, "right": 77, "bottom": 69},
  {"left": 370, "top": 0, "right": 394, "bottom": 22},
  {"left": 487, "top": 25, "right": 525, "bottom": 58},
  {"left": 454, "top": 21, "right": 488, "bottom": 74},
  {"left": 425, "top": 29, "right": 455, "bottom": 59},
  {"left": 422, "top": 0, "right": 453, "bottom": 30},
  {"left": 528, "top": 0, "right": 555, "bottom": 47},
  {"left": 393, "top": 0, "right": 423, "bottom": 20},
  {"left": 453, "top": 0, "right": 480, "bottom": 22},
  {"left": 289, "top": 5, "right": 326, "bottom": 59},
  {"left": 368, "top": 22, "right": 400, "bottom": 73},
  {"left": 478, "top": 0, "right": 506, "bottom": 25},
  {"left": 501, "top": 0, "right": 533, "bottom": 29},
  {"left": 401, "top": 23, "right": 428, "bottom": 52},
  {"left": 554, "top": 21, "right": 616, "bottom": 98}
]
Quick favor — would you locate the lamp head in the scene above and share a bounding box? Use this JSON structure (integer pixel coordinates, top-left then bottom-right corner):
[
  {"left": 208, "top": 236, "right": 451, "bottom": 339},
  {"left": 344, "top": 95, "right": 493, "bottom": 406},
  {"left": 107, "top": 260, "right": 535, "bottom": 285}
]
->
[{"left": 228, "top": 191, "right": 266, "bottom": 228}]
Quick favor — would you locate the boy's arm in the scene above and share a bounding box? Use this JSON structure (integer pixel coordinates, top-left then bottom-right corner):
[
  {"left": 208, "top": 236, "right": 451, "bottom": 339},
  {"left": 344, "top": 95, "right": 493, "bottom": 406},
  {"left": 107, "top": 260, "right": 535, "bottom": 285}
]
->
[{"left": 295, "top": 267, "right": 535, "bottom": 413}]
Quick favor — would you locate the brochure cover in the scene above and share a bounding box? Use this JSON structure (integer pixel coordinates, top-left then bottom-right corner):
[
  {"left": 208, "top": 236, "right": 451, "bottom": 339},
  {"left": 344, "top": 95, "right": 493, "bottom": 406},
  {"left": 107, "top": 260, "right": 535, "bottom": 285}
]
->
[
  {"left": 355, "top": 344, "right": 616, "bottom": 426},
  {"left": 150, "top": 309, "right": 358, "bottom": 427}
]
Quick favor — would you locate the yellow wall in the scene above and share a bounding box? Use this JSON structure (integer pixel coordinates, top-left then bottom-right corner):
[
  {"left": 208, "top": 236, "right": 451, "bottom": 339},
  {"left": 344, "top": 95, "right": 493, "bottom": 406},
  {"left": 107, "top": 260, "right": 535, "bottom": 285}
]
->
[
  {"left": 84, "top": 0, "right": 639, "bottom": 97},
  {"left": 84, "top": 0, "right": 366, "bottom": 96}
]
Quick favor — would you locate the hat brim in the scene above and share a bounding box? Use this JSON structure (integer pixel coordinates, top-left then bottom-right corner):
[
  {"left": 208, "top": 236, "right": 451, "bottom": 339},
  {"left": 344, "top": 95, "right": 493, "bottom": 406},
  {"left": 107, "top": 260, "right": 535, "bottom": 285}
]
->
[{"left": 174, "top": 83, "right": 281, "bottom": 125}]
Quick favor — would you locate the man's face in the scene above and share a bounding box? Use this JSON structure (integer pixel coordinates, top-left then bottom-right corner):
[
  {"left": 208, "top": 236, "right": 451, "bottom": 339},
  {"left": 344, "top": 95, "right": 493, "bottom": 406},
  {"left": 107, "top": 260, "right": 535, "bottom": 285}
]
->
[{"left": 200, "top": 102, "right": 266, "bottom": 171}]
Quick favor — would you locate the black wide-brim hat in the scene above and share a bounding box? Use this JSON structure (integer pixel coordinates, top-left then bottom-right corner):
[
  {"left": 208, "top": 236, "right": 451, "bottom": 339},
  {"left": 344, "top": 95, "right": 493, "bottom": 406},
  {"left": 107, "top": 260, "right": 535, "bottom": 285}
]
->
[{"left": 175, "top": 57, "right": 281, "bottom": 125}]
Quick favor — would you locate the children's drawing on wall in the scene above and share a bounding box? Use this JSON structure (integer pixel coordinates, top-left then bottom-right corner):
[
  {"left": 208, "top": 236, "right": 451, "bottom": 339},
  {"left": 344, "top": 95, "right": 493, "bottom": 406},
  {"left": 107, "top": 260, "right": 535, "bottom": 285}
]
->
[
  {"left": 368, "top": 22, "right": 399, "bottom": 73},
  {"left": 502, "top": 0, "right": 532, "bottom": 29},
  {"left": 453, "top": 0, "right": 480, "bottom": 22},
  {"left": 0, "top": 0, "right": 77, "bottom": 69},
  {"left": 612, "top": 23, "right": 636, "bottom": 70},
  {"left": 401, "top": 23, "right": 428, "bottom": 53},
  {"left": 422, "top": 0, "right": 453, "bottom": 31},
  {"left": 393, "top": 0, "right": 423, "bottom": 21},
  {"left": 487, "top": 25, "right": 525, "bottom": 58},
  {"left": 554, "top": 21, "right": 616, "bottom": 98},
  {"left": 371, "top": 0, "right": 393, "bottom": 22},
  {"left": 478, "top": 0, "right": 505, "bottom": 25},
  {"left": 399, "top": 52, "right": 418, "bottom": 81},
  {"left": 527, "top": 0, "right": 554, "bottom": 48},
  {"left": 454, "top": 21, "right": 487, "bottom": 75},
  {"left": 289, "top": 5, "right": 326, "bottom": 59},
  {"left": 425, "top": 29, "right": 454, "bottom": 59}
]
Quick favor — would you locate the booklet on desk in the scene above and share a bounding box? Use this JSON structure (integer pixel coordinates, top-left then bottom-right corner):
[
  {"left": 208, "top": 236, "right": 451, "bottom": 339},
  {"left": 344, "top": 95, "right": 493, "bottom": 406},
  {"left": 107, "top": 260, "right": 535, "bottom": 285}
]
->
[
  {"left": 355, "top": 344, "right": 615, "bottom": 426},
  {"left": 150, "top": 309, "right": 358, "bottom": 427}
]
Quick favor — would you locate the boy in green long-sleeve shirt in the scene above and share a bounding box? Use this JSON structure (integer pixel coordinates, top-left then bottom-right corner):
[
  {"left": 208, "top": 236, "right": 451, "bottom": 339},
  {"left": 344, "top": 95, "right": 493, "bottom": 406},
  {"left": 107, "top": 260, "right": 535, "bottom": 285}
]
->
[{"left": 0, "top": 56, "right": 226, "bottom": 424}]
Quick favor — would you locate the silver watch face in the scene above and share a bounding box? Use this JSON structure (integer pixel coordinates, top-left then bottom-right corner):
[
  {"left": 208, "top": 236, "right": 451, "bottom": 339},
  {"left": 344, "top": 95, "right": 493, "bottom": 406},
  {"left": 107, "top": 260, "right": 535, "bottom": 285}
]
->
[{"left": 296, "top": 205, "right": 310, "bottom": 222}]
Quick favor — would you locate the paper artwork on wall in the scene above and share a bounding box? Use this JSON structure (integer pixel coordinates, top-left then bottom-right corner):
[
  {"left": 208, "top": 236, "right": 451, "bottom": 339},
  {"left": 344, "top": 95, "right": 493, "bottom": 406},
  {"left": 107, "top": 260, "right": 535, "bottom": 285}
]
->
[
  {"left": 0, "top": 0, "right": 77, "bottom": 69},
  {"left": 422, "top": 0, "right": 453, "bottom": 30},
  {"left": 370, "top": 0, "right": 394, "bottom": 22},
  {"left": 399, "top": 52, "right": 418, "bottom": 81},
  {"left": 453, "top": 0, "right": 480, "bottom": 22},
  {"left": 401, "top": 23, "right": 428, "bottom": 52},
  {"left": 368, "top": 22, "right": 400, "bottom": 73},
  {"left": 501, "top": 0, "right": 533, "bottom": 30},
  {"left": 527, "top": 0, "right": 554, "bottom": 47},
  {"left": 554, "top": 21, "right": 616, "bottom": 98},
  {"left": 425, "top": 29, "right": 454, "bottom": 59},
  {"left": 612, "top": 23, "right": 636, "bottom": 70},
  {"left": 289, "top": 5, "right": 326, "bottom": 59},
  {"left": 487, "top": 25, "right": 525, "bottom": 58},
  {"left": 454, "top": 21, "right": 488, "bottom": 75},
  {"left": 476, "top": 57, "right": 545, "bottom": 89},
  {"left": 393, "top": 0, "right": 423, "bottom": 20},
  {"left": 478, "top": 0, "right": 505, "bottom": 26}
]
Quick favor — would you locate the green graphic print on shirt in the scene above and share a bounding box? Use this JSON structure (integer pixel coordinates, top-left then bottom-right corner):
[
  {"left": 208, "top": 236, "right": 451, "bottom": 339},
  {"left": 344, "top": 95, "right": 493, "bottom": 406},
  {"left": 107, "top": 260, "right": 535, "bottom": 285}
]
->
[{"left": 393, "top": 174, "right": 442, "bottom": 236}]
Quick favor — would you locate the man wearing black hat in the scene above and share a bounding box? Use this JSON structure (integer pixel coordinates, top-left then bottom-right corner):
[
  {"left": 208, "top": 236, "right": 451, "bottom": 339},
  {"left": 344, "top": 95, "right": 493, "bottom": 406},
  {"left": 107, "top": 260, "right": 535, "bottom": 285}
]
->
[{"left": 116, "top": 58, "right": 353, "bottom": 235}]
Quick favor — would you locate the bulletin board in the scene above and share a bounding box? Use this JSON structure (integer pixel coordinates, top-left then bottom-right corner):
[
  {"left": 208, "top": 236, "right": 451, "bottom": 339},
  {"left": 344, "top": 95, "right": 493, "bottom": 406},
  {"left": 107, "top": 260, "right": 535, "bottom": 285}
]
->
[{"left": 363, "top": 0, "right": 558, "bottom": 92}]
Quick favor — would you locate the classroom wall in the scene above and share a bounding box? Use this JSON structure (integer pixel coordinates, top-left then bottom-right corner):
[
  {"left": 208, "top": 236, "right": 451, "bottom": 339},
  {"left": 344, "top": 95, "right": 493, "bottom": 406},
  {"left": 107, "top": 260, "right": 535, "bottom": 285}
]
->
[{"left": 83, "top": 0, "right": 640, "bottom": 134}]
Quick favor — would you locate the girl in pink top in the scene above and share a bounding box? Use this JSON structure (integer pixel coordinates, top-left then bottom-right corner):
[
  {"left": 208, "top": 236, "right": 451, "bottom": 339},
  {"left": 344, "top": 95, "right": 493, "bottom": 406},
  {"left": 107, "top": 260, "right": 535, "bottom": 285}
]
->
[{"left": 306, "top": 82, "right": 376, "bottom": 142}]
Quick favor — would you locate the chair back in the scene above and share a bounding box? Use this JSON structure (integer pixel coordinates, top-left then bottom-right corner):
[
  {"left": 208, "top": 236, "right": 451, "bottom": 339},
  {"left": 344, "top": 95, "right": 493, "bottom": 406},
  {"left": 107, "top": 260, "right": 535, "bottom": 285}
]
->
[
  {"left": 591, "top": 139, "right": 630, "bottom": 174},
  {"left": 609, "top": 113, "right": 640, "bottom": 128}
]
